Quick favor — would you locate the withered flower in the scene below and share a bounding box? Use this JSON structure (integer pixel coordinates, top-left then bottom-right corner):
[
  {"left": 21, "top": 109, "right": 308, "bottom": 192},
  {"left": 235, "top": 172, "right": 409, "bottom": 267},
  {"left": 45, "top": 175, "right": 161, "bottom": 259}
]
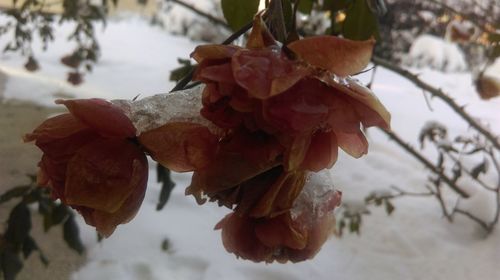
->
[
  {"left": 188, "top": 16, "right": 389, "bottom": 210},
  {"left": 24, "top": 98, "right": 148, "bottom": 237},
  {"left": 215, "top": 179, "right": 342, "bottom": 263}
]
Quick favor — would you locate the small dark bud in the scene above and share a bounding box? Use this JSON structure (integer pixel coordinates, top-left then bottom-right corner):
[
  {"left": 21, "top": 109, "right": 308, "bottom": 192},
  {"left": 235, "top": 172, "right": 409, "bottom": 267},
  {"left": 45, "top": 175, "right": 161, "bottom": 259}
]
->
[
  {"left": 67, "top": 72, "right": 83, "bottom": 86},
  {"left": 24, "top": 56, "right": 40, "bottom": 72}
]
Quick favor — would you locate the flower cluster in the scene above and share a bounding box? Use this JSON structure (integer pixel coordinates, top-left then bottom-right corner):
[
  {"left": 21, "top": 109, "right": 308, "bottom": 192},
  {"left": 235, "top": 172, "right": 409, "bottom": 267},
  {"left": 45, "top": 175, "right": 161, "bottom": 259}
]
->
[
  {"left": 25, "top": 16, "right": 390, "bottom": 262},
  {"left": 183, "top": 16, "right": 390, "bottom": 262}
]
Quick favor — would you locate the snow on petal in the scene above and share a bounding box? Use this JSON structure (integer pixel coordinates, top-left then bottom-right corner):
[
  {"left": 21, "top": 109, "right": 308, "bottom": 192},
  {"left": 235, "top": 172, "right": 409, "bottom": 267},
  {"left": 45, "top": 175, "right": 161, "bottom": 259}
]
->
[
  {"left": 55, "top": 98, "right": 136, "bottom": 138},
  {"left": 288, "top": 36, "right": 375, "bottom": 76}
]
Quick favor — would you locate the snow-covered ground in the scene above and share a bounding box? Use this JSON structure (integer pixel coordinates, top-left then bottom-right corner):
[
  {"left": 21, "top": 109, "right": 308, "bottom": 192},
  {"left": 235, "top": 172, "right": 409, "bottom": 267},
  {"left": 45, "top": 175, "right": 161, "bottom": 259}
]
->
[{"left": 1, "top": 15, "right": 500, "bottom": 280}]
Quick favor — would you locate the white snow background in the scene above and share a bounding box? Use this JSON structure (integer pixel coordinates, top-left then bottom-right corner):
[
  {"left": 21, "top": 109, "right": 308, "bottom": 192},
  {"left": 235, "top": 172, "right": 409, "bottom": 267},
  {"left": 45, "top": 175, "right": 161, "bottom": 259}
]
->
[{"left": 1, "top": 12, "right": 500, "bottom": 280}]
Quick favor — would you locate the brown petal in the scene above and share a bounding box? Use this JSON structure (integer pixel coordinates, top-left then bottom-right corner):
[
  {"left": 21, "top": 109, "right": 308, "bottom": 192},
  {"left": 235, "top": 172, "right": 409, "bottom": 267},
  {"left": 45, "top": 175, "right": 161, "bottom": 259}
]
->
[
  {"left": 321, "top": 76, "right": 391, "bottom": 130},
  {"left": 65, "top": 138, "right": 148, "bottom": 213},
  {"left": 215, "top": 213, "right": 274, "bottom": 262},
  {"left": 24, "top": 113, "right": 88, "bottom": 143},
  {"left": 335, "top": 130, "right": 368, "bottom": 158},
  {"left": 301, "top": 131, "right": 338, "bottom": 172},
  {"left": 279, "top": 135, "right": 311, "bottom": 172},
  {"left": 191, "top": 45, "right": 241, "bottom": 63},
  {"left": 198, "top": 63, "right": 235, "bottom": 83},
  {"left": 232, "top": 49, "right": 307, "bottom": 99},
  {"left": 262, "top": 79, "right": 331, "bottom": 133},
  {"left": 254, "top": 214, "right": 307, "bottom": 250},
  {"left": 38, "top": 155, "right": 68, "bottom": 201},
  {"left": 186, "top": 130, "right": 283, "bottom": 201},
  {"left": 55, "top": 99, "right": 136, "bottom": 138},
  {"left": 246, "top": 15, "right": 276, "bottom": 49},
  {"left": 138, "top": 122, "right": 218, "bottom": 172},
  {"left": 77, "top": 171, "right": 147, "bottom": 237},
  {"left": 250, "top": 171, "right": 307, "bottom": 218},
  {"left": 287, "top": 190, "right": 341, "bottom": 262},
  {"left": 288, "top": 36, "right": 375, "bottom": 76}
]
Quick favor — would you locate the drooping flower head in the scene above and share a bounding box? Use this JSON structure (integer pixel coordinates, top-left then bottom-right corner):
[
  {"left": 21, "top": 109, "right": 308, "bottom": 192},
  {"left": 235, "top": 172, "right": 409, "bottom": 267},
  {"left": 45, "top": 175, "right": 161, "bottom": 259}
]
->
[
  {"left": 24, "top": 99, "right": 148, "bottom": 237},
  {"left": 187, "top": 15, "right": 390, "bottom": 214},
  {"left": 184, "top": 16, "right": 391, "bottom": 262}
]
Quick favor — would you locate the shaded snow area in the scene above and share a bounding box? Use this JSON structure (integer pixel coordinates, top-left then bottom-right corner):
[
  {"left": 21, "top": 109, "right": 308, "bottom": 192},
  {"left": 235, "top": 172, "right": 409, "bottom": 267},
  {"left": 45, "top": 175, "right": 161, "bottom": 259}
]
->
[{"left": 1, "top": 16, "right": 500, "bottom": 280}]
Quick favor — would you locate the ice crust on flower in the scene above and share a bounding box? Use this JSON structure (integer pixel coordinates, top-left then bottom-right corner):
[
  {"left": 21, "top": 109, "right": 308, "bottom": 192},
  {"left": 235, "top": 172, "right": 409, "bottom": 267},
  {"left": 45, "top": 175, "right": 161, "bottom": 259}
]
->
[
  {"left": 112, "top": 85, "right": 217, "bottom": 135},
  {"left": 290, "top": 170, "right": 337, "bottom": 221}
]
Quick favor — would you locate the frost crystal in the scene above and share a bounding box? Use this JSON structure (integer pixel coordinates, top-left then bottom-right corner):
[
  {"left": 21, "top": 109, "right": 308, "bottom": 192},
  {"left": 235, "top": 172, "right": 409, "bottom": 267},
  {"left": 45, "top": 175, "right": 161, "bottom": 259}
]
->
[{"left": 112, "top": 85, "right": 217, "bottom": 135}]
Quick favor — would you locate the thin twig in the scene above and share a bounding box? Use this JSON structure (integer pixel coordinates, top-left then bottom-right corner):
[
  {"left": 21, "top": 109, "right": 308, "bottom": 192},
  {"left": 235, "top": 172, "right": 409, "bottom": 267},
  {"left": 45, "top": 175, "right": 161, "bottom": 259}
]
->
[
  {"left": 445, "top": 152, "right": 496, "bottom": 191},
  {"left": 167, "top": 0, "right": 229, "bottom": 28},
  {"left": 453, "top": 208, "right": 490, "bottom": 231},
  {"left": 379, "top": 128, "right": 470, "bottom": 198},
  {"left": 372, "top": 56, "right": 500, "bottom": 150},
  {"left": 425, "top": 0, "right": 496, "bottom": 33}
]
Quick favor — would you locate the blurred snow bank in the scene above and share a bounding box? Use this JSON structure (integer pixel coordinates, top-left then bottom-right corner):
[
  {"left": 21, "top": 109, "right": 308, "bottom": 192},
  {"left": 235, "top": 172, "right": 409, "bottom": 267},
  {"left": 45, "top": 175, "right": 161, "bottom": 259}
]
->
[{"left": 404, "top": 34, "right": 467, "bottom": 72}]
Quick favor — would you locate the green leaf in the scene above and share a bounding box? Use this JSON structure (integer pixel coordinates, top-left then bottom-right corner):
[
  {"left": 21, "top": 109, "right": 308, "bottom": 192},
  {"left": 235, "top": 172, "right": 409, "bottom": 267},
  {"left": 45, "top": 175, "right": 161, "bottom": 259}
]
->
[
  {"left": 52, "top": 204, "right": 69, "bottom": 225},
  {"left": 169, "top": 58, "right": 193, "bottom": 83},
  {"left": 5, "top": 203, "right": 32, "bottom": 249},
  {"left": 282, "top": 0, "right": 294, "bottom": 32},
  {"left": 63, "top": 215, "right": 84, "bottom": 255},
  {"left": 0, "top": 250, "right": 23, "bottom": 280},
  {"left": 337, "top": 219, "right": 346, "bottom": 237},
  {"left": 0, "top": 186, "right": 31, "bottom": 204},
  {"left": 298, "top": 0, "right": 314, "bottom": 14},
  {"left": 343, "top": 0, "right": 380, "bottom": 41},
  {"left": 349, "top": 218, "right": 360, "bottom": 235},
  {"left": 221, "top": 0, "right": 260, "bottom": 31},
  {"left": 156, "top": 165, "right": 176, "bottom": 211}
]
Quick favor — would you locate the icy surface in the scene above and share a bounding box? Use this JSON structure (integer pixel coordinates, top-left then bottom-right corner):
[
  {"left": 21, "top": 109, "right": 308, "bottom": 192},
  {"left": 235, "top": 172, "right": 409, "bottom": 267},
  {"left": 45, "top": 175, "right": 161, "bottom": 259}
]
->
[
  {"left": 112, "top": 85, "right": 217, "bottom": 135},
  {"left": 291, "top": 171, "right": 337, "bottom": 221}
]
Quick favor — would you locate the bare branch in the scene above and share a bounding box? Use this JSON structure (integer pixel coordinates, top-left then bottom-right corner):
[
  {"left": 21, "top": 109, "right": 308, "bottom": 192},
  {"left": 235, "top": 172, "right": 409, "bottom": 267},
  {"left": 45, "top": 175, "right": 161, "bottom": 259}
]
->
[
  {"left": 379, "top": 128, "right": 470, "bottom": 198},
  {"left": 372, "top": 56, "right": 500, "bottom": 150},
  {"left": 167, "top": 0, "right": 229, "bottom": 29}
]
